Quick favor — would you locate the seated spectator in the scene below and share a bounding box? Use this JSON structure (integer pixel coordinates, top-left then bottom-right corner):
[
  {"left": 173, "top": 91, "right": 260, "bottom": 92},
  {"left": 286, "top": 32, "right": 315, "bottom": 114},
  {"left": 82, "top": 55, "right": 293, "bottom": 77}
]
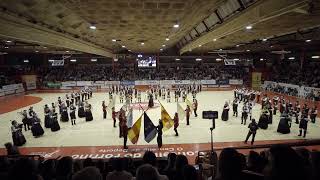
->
[
  {"left": 182, "top": 165, "right": 197, "bottom": 180},
  {"left": 142, "top": 151, "right": 168, "bottom": 180},
  {"left": 247, "top": 151, "right": 265, "bottom": 173},
  {"left": 4, "top": 142, "right": 20, "bottom": 156},
  {"left": 83, "top": 158, "right": 94, "bottom": 167},
  {"left": 174, "top": 155, "right": 189, "bottom": 180},
  {"left": 56, "top": 156, "right": 73, "bottom": 180},
  {"left": 217, "top": 148, "right": 242, "bottom": 180},
  {"left": 106, "top": 158, "right": 132, "bottom": 180},
  {"left": 72, "top": 167, "right": 102, "bottom": 180},
  {"left": 9, "top": 158, "right": 41, "bottom": 180},
  {"left": 135, "top": 164, "right": 164, "bottom": 180},
  {"left": 39, "top": 159, "right": 56, "bottom": 180},
  {"left": 163, "top": 153, "right": 176, "bottom": 180}
]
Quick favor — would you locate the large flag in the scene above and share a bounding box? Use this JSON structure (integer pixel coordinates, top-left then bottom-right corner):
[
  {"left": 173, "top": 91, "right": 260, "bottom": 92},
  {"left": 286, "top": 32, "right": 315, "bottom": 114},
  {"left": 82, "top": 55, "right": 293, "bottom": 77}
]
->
[
  {"left": 160, "top": 104, "right": 174, "bottom": 131},
  {"left": 126, "top": 107, "right": 133, "bottom": 127},
  {"left": 177, "top": 102, "right": 186, "bottom": 121},
  {"left": 186, "top": 98, "right": 193, "bottom": 113},
  {"left": 144, "top": 112, "right": 157, "bottom": 143},
  {"left": 107, "top": 97, "right": 116, "bottom": 115},
  {"left": 128, "top": 115, "right": 142, "bottom": 144}
]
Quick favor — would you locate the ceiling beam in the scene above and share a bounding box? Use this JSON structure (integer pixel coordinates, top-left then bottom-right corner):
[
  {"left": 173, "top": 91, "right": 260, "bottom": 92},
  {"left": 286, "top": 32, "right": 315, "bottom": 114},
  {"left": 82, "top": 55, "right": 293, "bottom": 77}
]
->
[
  {"left": 0, "top": 11, "right": 114, "bottom": 58},
  {"left": 179, "top": 0, "right": 310, "bottom": 54}
]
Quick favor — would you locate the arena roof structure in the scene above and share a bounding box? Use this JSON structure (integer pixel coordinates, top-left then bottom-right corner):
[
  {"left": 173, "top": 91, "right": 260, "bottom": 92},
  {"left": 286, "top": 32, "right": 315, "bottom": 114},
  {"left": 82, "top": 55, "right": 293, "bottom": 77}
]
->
[{"left": 0, "top": 0, "right": 319, "bottom": 57}]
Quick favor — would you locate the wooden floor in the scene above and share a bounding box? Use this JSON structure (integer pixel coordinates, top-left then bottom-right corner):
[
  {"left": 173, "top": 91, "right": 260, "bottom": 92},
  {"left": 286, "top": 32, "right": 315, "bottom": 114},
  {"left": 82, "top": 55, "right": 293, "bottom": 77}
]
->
[{"left": 0, "top": 91, "right": 319, "bottom": 163}]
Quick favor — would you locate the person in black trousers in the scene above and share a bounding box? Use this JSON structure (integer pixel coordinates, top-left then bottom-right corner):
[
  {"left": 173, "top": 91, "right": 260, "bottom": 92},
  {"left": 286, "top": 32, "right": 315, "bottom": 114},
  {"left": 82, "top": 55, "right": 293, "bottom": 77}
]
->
[
  {"left": 299, "top": 115, "right": 309, "bottom": 138},
  {"left": 102, "top": 101, "right": 107, "bottom": 119},
  {"left": 69, "top": 104, "right": 76, "bottom": 125},
  {"left": 123, "top": 122, "right": 128, "bottom": 149},
  {"left": 157, "top": 119, "right": 163, "bottom": 149},
  {"left": 244, "top": 119, "right": 258, "bottom": 145}
]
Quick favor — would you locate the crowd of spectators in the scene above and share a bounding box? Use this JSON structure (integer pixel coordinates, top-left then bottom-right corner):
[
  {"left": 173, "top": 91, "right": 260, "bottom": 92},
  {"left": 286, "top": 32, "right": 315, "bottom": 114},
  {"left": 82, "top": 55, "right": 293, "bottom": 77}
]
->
[{"left": 1, "top": 144, "right": 320, "bottom": 180}]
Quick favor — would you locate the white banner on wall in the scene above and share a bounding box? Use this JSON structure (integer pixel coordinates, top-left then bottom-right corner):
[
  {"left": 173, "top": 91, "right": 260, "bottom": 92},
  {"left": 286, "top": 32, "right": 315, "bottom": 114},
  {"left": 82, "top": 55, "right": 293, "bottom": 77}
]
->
[
  {"left": 61, "top": 81, "right": 77, "bottom": 87},
  {"left": 135, "top": 80, "right": 160, "bottom": 86},
  {"left": 104, "top": 81, "right": 120, "bottom": 85},
  {"left": 229, "top": 79, "right": 243, "bottom": 85},
  {"left": 200, "top": 80, "right": 216, "bottom": 85},
  {"left": 26, "top": 82, "right": 36, "bottom": 90},
  {"left": 76, "top": 81, "right": 93, "bottom": 86}
]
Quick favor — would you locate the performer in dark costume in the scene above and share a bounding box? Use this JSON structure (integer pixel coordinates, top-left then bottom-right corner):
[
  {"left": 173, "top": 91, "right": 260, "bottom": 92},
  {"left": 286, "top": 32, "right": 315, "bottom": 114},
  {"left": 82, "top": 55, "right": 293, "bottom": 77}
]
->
[
  {"left": 185, "top": 105, "right": 191, "bottom": 125},
  {"left": 148, "top": 93, "right": 154, "bottom": 108},
  {"left": 299, "top": 115, "right": 309, "bottom": 138},
  {"left": 21, "top": 110, "right": 31, "bottom": 131},
  {"left": 244, "top": 119, "right": 258, "bottom": 145},
  {"left": 109, "top": 91, "right": 113, "bottom": 102},
  {"left": 60, "top": 104, "right": 69, "bottom": 122},
  {"left": 11, "top": 120, "right": 26, "bottom": 146},
  {"left": 112, "top": 107, "right": 117, "bottom": 128},
  {"left": 277, "top": 113, "right": 291, "bottom": 134},
  {"left": 221, "top": 102, "right": 230, "bottom": 121},
  {"left": 78, "top": 101, "right": 85, "bottom": 118},
  {"left": 122, "top": 121, "right": 128, "bottom": 149},
  {"left": 258, "top": 110, "right": 269, "bottom": 129},
  {"left": 102, "top": 101, "right": 107, "bottom": 119},
  {"left": 84, "top": 102, "right": 93, "bottom": 122},
  {"left": 310, "top": 106, "right": 317, "bottom": 123},
  {"left": 193, "top": 99, "right": 198, "bottom": 117},
  {"left": 173, "top": 112, "right": 179, "bottom": 136},
  {"left": 232, "top": 99, "right": 239, "bottom": 117},
  {"left": 70, "top": 104, "right": 76, "bottom": 125},
  {"left": 30, "top": 112, "right": 44, "bottom": 137},
  {"left": 44, "top": 104, "right": 52, "bottom": 128},
  {"left": 50, "top": 109, "right": 60, "bottom": 132},
  {"left": 167, "top": 90, "right": 171, "bottom": 103},
  {"left": 66, "top": 96, "right": 70, "bottom": 108},
  {"left": 118, "top": 108, "right": 125, "bottom": 137},
  {"left": 58, "top": 97, "right": 62, "bottom": 114},
  {"left": 157, "top": 119, "right": 163, "bottom": 149}
]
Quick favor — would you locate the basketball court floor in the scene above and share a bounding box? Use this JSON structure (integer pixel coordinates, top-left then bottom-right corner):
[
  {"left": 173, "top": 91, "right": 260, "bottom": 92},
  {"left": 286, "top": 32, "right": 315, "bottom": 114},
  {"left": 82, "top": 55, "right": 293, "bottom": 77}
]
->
[{"left": 1, "top": 91, "right": 320, "bottom": 161}]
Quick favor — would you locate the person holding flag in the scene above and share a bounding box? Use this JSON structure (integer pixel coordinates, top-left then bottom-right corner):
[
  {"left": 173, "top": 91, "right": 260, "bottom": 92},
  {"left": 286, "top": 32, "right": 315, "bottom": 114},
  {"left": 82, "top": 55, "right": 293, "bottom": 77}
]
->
[
  {"left": 102, "top": 101, "right": 107, "bottom": 119},
  {"left": 185, "top": 105, "right": 191, "bottom": 125},
  {"left": 173, "top": 112, "right": 179, "bottom": 136},
  {"left": 157, "top": 119, "right": 163, "bottom": 148},
  {"left": 122, "top": 116, "right": 128, "bottom": 149},
  {"left": 144, "top": 112, "right": 157, "bottom": 143},
  {"left": 118, "top": 108, "right": 126, "bottom": 138}
]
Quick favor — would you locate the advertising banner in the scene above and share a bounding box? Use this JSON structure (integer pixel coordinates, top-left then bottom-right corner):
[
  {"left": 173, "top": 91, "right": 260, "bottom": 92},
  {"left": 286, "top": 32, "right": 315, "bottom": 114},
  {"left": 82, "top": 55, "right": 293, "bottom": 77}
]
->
[
  {"left": 200, "top": 80, "right": 216, "bottom": 85},
  {"left": 229, "top": 79, "right": 243, "bottom": 85},
  {"left": 61, "top": 81, "right": 77, "bottom": 87},
  {"left": 47, "top": 82, "right": 62, "bottom": 88},
  {"left": 120, "top": 81, "right": 135, "bottom": 86},
  {"left": 92, "top": 81, "right": 105, "bottom": 86},
  {"left": 251, "top": 72, "right": 262, "bottom": 90},
  {"left": 76, "top": 81, "right": 93, "bottom": 86},
  {"left": 105, "top": 81, "right": 120, "bottom": 85},
  {"left": 217, "top": 79, "right": 229, "bottom": 85}
]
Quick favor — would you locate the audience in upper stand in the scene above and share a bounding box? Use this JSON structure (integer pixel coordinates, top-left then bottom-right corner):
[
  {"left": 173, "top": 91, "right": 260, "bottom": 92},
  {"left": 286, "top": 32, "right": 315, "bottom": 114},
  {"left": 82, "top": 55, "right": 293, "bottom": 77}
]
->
[{"left": 1, "top": 144, "right": 320, "bottom": 180}]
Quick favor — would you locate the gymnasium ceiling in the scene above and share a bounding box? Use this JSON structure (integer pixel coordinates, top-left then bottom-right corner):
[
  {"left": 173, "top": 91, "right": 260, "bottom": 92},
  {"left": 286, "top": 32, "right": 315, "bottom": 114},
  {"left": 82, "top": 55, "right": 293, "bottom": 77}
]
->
[{"left": 0, "top": 0, "right": 319, "bottom": 57}]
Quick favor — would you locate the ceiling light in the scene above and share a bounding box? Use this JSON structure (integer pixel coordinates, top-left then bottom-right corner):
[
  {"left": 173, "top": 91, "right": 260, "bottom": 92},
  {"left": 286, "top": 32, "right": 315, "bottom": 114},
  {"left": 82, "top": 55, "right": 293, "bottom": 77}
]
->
[
  {"left": 311, "top": 56, "right": 319, "bottom": 59},
  {"left": 162, "top": 44, "right": 166, "bottom": 47},
  {"left": 173, "top": 24, "right": 179, "bottom": 28},
  {"left": 175, "top": 58, "right": 181, "bottom": 61},
  {"left": 270, "top": 45, "right": 273, "bottom": 48},
  {"left": 262, "top": 38, "right": 267, "bottom": 41},
  {"left": 70, "top": 59, "right": 77, "bottom": 62},
  {"left": 128, "top": 50, "right": 132, "bottom": 52},
  {"left": 196, "top": 58, "right": 202, "bottom": 61},
  {"left": 48, "top": 59, "right": 54, "bottom": 62},
  {"left": 122, "top": 45, "right": 126, "bottom": 48},
  {"left": 160, "top": 48, "right": 163, "bottom": 51},
  {"left": 288, "top": 57, "right": 295, "bottom": 60},
  {"left": 234, "top": 58, "right": 239, "bottom": 61},
  {"left": 246, "top": 25, "right": 252, "bottom": 30},
  {"left": 6, "top": 40, "right": 12, "bottom": 43},
  {"left": 246, "top": 49, "right": 250, "bottom": 52},
  {"left": 141, "top": 42, "right": 145, "bottom": 45},
  {"left": 198, "top": 44, "right": 202, "bottom": 47},
  {"left": 112, "top": 39, "right": 117, "bottom": 42},
  {"left": 236, "top": 44, "right": 240, "bottom": 47},
  {"left": 213, "top": 39, "right": 217, "bottom": 41},
  {"left": 4, "top": 46, "right": 9, "bottom": 49},
  {"left": 114, "top": 58, "right": 118, "bottom": 62},
  {"left": 35, "top": 50, "right": 39, "bottom": 53},
  {"left": 260, "top": 58, "right": 264, "bottom": 61},
  {"left": 66, "top": 50, "right": 69, "bottom": 53},
  {"left": 89, "top": 25, "right": 96, "bottom": 30},
  {"left": 306, "top": 39, "right": 311, "bottom": 42},
  {"left": 23, "top": 59, "right": 29, "bottom": 63},
  {"left": 166, "top": 38, "right": 170, "bottom": 41},
  {"left": 216, "top": 58, "right": 222, "bottom": 61},
  {"left": 219, "top": 49, "right": 223, "bottom": 51},
  {"left": 91, "top": 58, "right": 97, "bottom": 62},
  {"left": 43, "top": 46, "right": 47, "bottom": 49}
]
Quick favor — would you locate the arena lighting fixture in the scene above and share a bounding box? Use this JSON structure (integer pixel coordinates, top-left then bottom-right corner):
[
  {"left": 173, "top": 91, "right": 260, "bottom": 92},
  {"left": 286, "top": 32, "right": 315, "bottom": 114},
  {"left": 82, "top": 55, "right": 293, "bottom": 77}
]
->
[
  {"left": 89, "top": 25, "right": 96, "bottom": 30},
  {"left": 219, "top": 49, "right": 223, "bottom": 51},
  {"left": 162, "top": 44, "right": 166, "bottom": 47},
  {"left": 43, "top": 46, "right": 47, "bottom": 49},
  {"left": 6, "top": 40, "right": 12, "bottom": 43},
  {"left": 160, "top": 48, "right": 163, "bottom": 51},
  {"left": 48, "top": 59, "right": 54, "bottom": 62},
  {"left": 70, "top": 59, "right": 77, "bottom": 62},
  {"left": 4, "top": 46, "right": 9, "bottom": 49},
  {"left": 138, "top": 54, "right": 143, "bottom": 58},
  {"left": 91, "top": 58, "right": 97, "bottom": 62},
  {"left": 114, "top": 58, "right": 118, "bottom": 62},
  {"left": 306, "top": 39, "right": 311, "bottom": 42},
  {"left": 236, "top": 44, "right": 240, "bottom": 47},
  {"left": 196, "top": 58, "right": 202, "bottom": 61},
  {"left": 66, "top": 50, "right": 69, "bottom": 53},
  {"left": 128, "top": 50, "right": 132, "bottom": 52},
  {"left": 311, "top": 56, "right": 319, "bottom": 59},
  {"left": 216, "top": 58, "right": 222, "bottom": 61},
  {"left": 260, "top": 58, "right": 264, "bottom": 61},
  {"left": 213, "top": 39, "right": 217, "bottom": 41},
  {"left": 141, "top": 42, "right": 145, "bottom": 45},
  {"left": 288, "top": 57, "right": 295, "bottom": 60},
  {"left": 234, "top": 58, "right": 239, "bottom": 60},
  {"left": 246, "top": 49, "right": 250, "bottom": 52},
  {"left": 122, "top": 45, "right": 126, "bottom": 48},
  {"left": 35, "top": 50, "right": 39, "bottom": 53},
  {"left": 175, "top": 58, "right": 181, "bottom": 61},
  {"left": 198, "top": 44, "right": 202, "bottom": 47},
  {"left": 246, "top": 25, "right": 252, "bottom": 30},
  {"left": 173, "top": 24, "right": 179, "bottom": 28},
  {"left": 166, "top": 38, "right": 170, "bottom": 41},
  {"left": 262, "top": 38, "right": 267, "bottom": 41},
  {"left": 23, "top": 59, "right": 29, "bottom": 63},
  {"left": 112, "top": 39, "right": 117, "bottom": 42}
]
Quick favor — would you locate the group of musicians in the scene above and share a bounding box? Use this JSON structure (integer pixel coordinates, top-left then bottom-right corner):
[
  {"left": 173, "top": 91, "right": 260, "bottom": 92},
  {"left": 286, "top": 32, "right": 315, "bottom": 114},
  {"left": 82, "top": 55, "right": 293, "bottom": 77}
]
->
[{"left": 11, "top": 88, "right": 94, "bottom": 147}]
